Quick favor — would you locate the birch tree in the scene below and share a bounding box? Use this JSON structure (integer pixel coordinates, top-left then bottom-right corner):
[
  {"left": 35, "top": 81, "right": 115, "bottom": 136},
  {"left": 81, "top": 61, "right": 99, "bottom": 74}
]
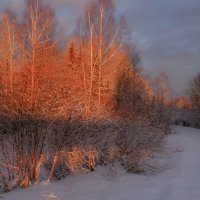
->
[
  {"left": 20, "top": 0, "right": 57, "bottom": 114},
  {"left": 77, "top": 0, "right": 134, "bottom": 116},
  {"left": 0, "top": 13, "right": 16, "bottom": 109}
]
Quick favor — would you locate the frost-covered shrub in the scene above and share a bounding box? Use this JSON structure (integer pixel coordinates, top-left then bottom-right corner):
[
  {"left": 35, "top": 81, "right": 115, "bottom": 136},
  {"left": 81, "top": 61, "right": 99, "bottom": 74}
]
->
[
  {"left": 0, "top": 114, "right": 49, "bottom": 192},
  {"left": 45, "top": 115, "right": 168, "bottom": 178}
]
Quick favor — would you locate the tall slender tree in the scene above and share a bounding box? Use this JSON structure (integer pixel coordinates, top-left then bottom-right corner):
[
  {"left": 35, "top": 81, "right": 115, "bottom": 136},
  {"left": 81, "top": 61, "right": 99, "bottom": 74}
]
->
[
  {"left": 0, "top": 11, "right": 19, "bottom": 114},
  {"left": 190, "top": 73, "right": 200, "bottom": 111}
]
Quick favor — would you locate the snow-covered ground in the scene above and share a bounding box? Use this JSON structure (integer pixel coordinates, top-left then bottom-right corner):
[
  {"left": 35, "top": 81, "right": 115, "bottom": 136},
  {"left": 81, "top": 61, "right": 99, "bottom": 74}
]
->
[{"left": 2, "top": 126, "right": 200, "bottom": 200}]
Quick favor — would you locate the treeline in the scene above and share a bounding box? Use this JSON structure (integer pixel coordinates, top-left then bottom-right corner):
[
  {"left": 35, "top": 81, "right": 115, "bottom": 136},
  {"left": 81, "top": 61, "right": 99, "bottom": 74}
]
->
[
  {"left": 170, "top": 74, "right": 200, "bottom": 129},
  {"left": 0, "top": 0, "right": 171, "bottom": 192},
  {"left": 0, "top": 0, "right": 149, "bottom": 118},
  {"left": 190, "top": 73, "right": 200, "bottom": 128}
]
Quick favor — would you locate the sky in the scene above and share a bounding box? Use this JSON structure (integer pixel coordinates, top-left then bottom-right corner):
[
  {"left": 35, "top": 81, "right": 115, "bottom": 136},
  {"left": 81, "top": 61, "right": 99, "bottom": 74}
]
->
[{"left": 0, "top": 0, "right": 200, "bottom": 97}]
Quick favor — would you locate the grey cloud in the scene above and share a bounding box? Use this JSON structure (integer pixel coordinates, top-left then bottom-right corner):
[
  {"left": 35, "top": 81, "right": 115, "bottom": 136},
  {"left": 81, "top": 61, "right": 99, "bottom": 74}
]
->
[
  {"left": 115, "top": 0, "right": 200, "bottom": 97},
  {"left": 0, "top": 0, "right": 24, "bottom": 18}
]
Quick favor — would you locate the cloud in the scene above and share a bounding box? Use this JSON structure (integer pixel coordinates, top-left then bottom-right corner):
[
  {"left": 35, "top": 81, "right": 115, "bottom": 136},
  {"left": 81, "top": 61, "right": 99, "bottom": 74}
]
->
[
  {"left": 0, "top": 0, "right": 24, "bottom": 11},
  {"left": 115, "top": 0, "right": 200, "bottom": 96},
  {"left": 46, "top": 0, "right": 87, "bottom": 7}
]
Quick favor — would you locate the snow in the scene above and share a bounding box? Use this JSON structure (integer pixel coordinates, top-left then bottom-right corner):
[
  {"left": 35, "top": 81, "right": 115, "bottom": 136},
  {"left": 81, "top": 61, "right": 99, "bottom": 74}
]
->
[{"left": 2, "top": 126, "right": 200, "bottom": 200}]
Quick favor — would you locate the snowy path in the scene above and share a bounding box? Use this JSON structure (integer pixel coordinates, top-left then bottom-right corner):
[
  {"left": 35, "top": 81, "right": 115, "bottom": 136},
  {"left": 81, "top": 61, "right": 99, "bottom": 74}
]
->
[{"left": 2, "top": 126, "right": 200, "bottom": 200}]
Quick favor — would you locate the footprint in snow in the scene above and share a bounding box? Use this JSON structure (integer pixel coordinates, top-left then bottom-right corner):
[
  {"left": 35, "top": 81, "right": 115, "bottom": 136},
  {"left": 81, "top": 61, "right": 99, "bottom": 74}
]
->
[{"left": 43, "top": 193, "right": 60, "bottom": 200}]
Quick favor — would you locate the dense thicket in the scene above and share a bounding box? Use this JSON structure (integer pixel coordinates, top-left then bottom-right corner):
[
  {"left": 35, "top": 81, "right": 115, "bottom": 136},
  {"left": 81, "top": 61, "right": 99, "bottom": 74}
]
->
[{"left": 0, "top": 0, "right": 171, "bottom": 192}]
